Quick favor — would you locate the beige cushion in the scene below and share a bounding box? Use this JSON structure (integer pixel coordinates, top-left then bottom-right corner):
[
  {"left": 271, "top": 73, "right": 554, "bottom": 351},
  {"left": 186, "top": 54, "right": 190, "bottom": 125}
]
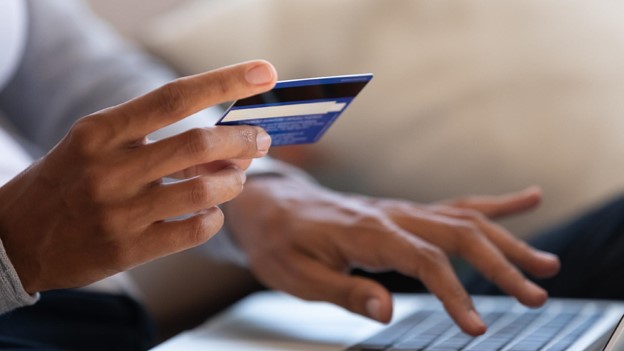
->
[{"left": 141, "top": 0, "right": 624, "bottom": 237}]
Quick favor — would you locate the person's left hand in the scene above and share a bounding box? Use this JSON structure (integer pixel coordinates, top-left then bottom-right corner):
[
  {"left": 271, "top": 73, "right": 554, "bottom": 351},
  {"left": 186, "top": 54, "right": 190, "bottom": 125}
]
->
[
  {"left": 0, "top": 60, "right": 277, "bottom": 294},
  {"left": 223, "top": 176, "right": 560, "bottom": 336}
]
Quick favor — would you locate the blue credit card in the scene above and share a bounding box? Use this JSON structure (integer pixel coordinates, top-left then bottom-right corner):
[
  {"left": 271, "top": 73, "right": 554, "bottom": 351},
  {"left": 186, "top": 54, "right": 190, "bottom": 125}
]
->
[{"left": 216, "top": 74, "right": 373, "bottom": 146}]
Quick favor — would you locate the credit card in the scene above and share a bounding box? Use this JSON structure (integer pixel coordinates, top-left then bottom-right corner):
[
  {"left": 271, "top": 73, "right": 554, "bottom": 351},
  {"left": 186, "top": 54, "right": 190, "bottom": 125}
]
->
[{"left": 216, "top": 74, "right": 373, "bottom": 146}]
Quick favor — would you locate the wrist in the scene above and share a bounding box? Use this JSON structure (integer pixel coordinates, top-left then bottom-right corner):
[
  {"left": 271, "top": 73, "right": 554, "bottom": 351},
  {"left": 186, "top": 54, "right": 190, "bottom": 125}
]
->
[{"left": 0, "top": 181, "right": 41, "bottom": 295}]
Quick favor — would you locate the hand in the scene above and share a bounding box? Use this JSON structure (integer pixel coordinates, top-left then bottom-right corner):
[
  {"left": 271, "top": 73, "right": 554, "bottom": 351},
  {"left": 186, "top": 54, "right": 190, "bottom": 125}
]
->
[
  {"left": 0, "top": 60, "right": 277, "bottom": 294},
  {"left": 224, "top": 177, "right": 560, "bottom": 336}
]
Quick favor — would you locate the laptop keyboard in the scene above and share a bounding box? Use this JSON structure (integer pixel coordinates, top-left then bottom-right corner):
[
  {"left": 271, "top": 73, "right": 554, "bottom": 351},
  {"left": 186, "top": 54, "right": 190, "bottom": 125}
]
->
[{"left": 346, "top": 300, "right": 604, "bottom": 351}]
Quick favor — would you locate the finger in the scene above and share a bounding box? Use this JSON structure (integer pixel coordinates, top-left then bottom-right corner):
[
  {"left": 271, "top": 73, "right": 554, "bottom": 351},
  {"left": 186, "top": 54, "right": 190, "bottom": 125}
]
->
[
  {"left": 135, "top": 207, "right": 225, "bottom": 263},
  {"left": 129, "top": 125, "right": 270, "bottom": 183},
  {"left": 376, "top": 204, "right": 548, "bottom": 309},
  {"left": 441, "top": 186, "right": 542, "bottom": 219},
  {"left": 433, "top": 206, "right": 560, "bottom": 279},
  {"left": 129, "top": 166, "right": 246, "bottom": 223},
  {"left": 103, "top": 60, "right": 277, "bottom": 142},
  {"left": 430, "top": 218, "right": 549, "bottom": 307},
  {"left": 332, "top": 220, "right": 486, "bottom": 335},
  {"left": 387, "top": 237, "right": 487, "bottom": 336},
  {"left": 267, "top": 252, "right": 394, "bottom": 324},
  {"left": 168, "top": 159, "right": 253, "bottom": 179}
]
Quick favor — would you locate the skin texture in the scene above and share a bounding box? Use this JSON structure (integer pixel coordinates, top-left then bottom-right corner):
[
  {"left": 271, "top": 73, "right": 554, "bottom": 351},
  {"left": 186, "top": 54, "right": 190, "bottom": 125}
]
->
[
  {"left": 224, "top": 177, "right": 561, "bottom": 336},
  {"left": 0, "top": 60, "right": 277, "bottom": 294}
]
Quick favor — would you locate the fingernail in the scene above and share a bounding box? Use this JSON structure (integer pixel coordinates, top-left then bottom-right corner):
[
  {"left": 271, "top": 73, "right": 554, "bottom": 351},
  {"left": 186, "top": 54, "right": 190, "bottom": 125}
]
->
[
  {"left": 522, "top": 185, "right": 541, "bottom": 195},
  {"left": 536, "top": 250, "right": 559, "bottom": 262},
  {"left": 366, "top": 298, "right": 382, "bottom": 321},
  {"left": 245, "top": 64, "right": 275, "bottom": 85},
  {"left": 523, "top": 280, "right": 548, "bottom": 306},
  {"left": 468, "top": 310, "right": 486, "bottom": 331},
  {"left": 239, "top": 170, "right": 247, "bottom": 185},
  {"left": 256, "top": 131, "right": 271, "bottom": 154}
]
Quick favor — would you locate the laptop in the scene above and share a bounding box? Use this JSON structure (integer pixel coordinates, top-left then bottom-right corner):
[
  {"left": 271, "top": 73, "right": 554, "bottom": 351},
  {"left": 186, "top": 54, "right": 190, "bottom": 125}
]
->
[{"left": 152, "top": 291, "right": 624, "bottom": 351}]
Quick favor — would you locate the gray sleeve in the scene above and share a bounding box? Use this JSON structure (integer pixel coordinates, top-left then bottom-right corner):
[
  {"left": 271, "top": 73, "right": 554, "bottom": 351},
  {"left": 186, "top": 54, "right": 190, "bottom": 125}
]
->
[
  {"left": 0, "top": 238, "right": 38, "bottom": 314},
  {"left": 0, "top": 0, "right": 177, "bottom": 150}
]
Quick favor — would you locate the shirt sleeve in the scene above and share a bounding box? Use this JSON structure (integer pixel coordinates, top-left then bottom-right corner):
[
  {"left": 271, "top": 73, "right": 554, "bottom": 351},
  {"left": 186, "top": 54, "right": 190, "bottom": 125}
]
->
[
  {"left": 0, "top": 0, "right": 177, "bottom": 151},
  {"left": 0, "top": 238, "right": 38, "bottom": 314}
]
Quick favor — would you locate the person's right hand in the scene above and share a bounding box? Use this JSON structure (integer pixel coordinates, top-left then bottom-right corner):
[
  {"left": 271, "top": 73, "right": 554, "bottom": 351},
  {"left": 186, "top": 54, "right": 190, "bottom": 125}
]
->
[
  {"left": 0, "top": 60, "right": 277, "bottom": 294},
  {"left": 225, "top": 178, "right": 560, "bottom": 336}
]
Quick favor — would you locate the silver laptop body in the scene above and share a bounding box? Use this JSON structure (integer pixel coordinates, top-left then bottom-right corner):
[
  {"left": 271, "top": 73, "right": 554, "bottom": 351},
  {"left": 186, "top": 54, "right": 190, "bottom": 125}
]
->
[{"left": 153, "top": 292, "right": 624, "bottom": 351}]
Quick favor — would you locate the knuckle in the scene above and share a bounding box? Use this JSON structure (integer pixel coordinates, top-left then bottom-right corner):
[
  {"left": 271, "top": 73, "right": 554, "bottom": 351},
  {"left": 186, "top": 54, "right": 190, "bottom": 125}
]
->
[
  {"left": 205, "top": 209, "right": 226, "bottom": 237},
  {"left": 460, "top": 208, "right": 486, "bottom": 222},
  {"left": 237, "top": 126, "right": 259, "bottom": 155},
  {"left": 416, "top": 245, "right": 448, "bottom": 270},
  {"left": 234, "top": 170, "right": 246, "bottom": 196},
  {"left": 453, "top": 221, "right": 482, "bottom": 240},
  {"left": 184, "top": 128, "right": 213, "bottom": 156},
  {"left": 189, "top": 209, "right": 224, "bottom": 246},
  {"left": 453, "top": 222, "right": 483, "bottom": 252},
  {"left": 229, "top": 169, "right": 246, "bottom": 193},
  {"left": 224, "top": 169, "right": 245, "bottom": 201},
  {"left": 458, "top": 240, "right": 487, "bottom": 259},
  {"left": 351, "top": 211, "right": 384, "bottom": 229},
  {"left": 125, "top": 199, "right": 154, "bottom": 226},
  {"left": 414, "top": 245, "right": 456, "bottom": 288},
  {"left": 68, "top": 116, "right": 102, "bottom": 156},
  {"left": 188, "top": 178, "right": 214, "bottom": 206},
  {"left": 212, "top": 70, "right": 232, "bottom": 96},
  {"left": 157, "top": 81, "right": 186, "bottom": 115}
]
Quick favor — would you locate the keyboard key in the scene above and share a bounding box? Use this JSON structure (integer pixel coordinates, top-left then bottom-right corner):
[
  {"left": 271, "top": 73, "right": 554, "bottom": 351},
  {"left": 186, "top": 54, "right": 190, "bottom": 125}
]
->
[
  {"left": 345, "top": 301, "right": 609, "bottom": 351},
  {"left": 347, "top": 311, "right": 432, "bottom": 351}
]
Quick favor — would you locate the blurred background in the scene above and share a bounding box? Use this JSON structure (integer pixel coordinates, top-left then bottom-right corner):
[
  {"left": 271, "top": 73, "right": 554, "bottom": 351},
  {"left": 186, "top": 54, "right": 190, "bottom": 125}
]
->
[
  {"left": 86, "top": 0, "right": 624, "bottom": 337},
  {"left": 88, "top": 0, "right": 624, "bottom": 239}
]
